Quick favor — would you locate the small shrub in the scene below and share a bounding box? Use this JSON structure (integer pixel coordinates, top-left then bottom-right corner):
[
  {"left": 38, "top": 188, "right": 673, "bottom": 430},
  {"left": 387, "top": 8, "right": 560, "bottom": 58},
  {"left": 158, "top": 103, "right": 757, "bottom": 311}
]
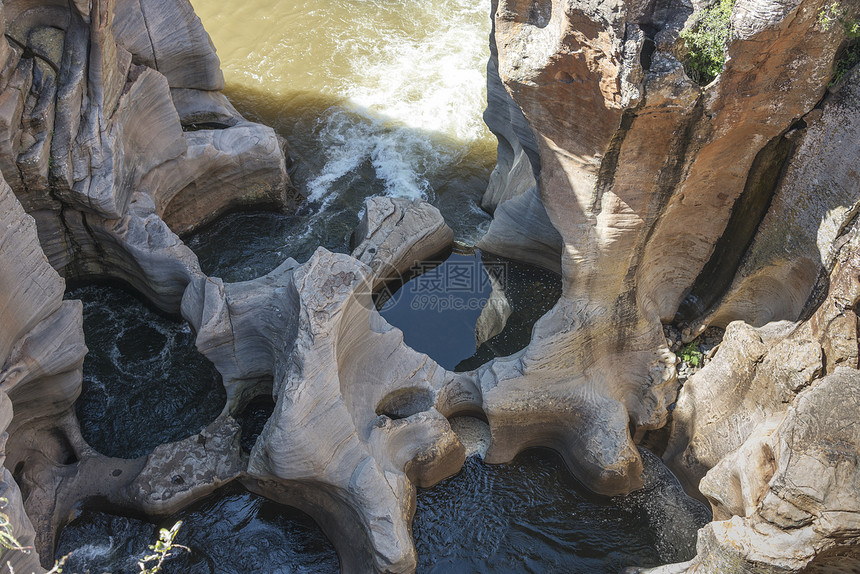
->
[
  {"left": 138, "top": 521, "right": 189, "bottom": 574},
  {"left": 831, "top": 43, "right": 860, "bottom": 87},
  {"left": 819, "top": 2, "right": 860, "bottom": 38},
  {"left": 0, "top": 508, "right": 185, "bottom": 574},
  {"left": 680, "top": 0, "right": 735, "bottom": 85},
  {"left": 819, "top": 2, "right": 860, "bottom": 87},
  {"left": 678, "top": 342, "right": 703, "bottom": 367}
]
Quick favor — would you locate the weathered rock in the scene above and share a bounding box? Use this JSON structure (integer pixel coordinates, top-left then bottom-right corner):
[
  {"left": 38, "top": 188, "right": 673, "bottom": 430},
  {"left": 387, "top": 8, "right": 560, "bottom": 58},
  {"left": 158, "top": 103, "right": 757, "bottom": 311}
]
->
[
  {"left": 642, "top": 369, "right": 860, "bottom": 573},
  {"left": 685, "top": 65, "right": 860, "bottom": 332},
  {"left": 474, "top": 0, "right": 850, "bottom": 498},
  {"left": 477, "top": 5, "right": 562, "bottom": 273},
  {"left": 0, "top": 175, "right": 85, "bottom": 572},
  {"left": 665, "top": 216, "right": 860, "bottom": 499},
  {"left": 475, "top": 269, "right": 512, "bottom": 347},
  {"left": 247, "top": 249, "right": 466, "bottom": 573},
  {"left": 113, "top": 0, "right": 225, "bottom": 90},
  {"left": 147, "top": 122, "right": 292, "bottom": 235},
  {"left": 662, "top": 322, "right": 823, "bottom": 497},
  {"left": 351, "top": 196, "right": 454, "bottom": 292}
]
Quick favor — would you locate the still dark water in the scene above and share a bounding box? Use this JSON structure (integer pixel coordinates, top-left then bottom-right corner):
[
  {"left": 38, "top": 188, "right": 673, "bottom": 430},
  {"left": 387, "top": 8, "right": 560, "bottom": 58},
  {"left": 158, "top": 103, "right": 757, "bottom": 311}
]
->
[
  {"left": 378, "top": 250, "right": 562, "bottom": 371},
  {"left": 66, "top": 284, "right": 226, "bottom": 459},
  {"left": 57, "top": 450, "right": 708, "bottom": 573}
]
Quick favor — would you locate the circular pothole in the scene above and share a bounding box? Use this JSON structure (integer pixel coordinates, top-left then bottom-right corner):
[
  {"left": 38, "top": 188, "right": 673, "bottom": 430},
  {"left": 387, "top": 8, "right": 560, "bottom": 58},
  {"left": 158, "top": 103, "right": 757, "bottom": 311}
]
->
[{"left": 67, "top": 284, "right": 226, "bottom": 459}]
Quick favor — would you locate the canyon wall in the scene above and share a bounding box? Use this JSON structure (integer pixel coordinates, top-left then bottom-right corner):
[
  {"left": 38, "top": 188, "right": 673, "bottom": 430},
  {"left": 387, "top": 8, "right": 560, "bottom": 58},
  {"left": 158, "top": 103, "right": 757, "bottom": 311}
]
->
[
  {"left": 0, "top": 0, "right": 857, "bottom": 571},
  {"left": 483, "top": 0, "right": 860, "bottom": 571}
]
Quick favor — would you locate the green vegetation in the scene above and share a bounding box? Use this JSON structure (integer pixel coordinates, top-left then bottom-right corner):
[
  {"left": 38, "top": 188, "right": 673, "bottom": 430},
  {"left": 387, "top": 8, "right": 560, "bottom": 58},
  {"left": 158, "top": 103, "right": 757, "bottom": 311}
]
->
[
  {"left": 819, "top": 3, "right": 860, "bottom": 87},
  {"left": 680, "top": 0, "right": 735, "bottom": 85},
  {"left": 678, "top": 341, "right": 703, "bottom": 368},
  {"left": 819, "top": 2, "right": 860, "bottom": 38},
  {"left": 0, "top": 500, "right": 28, "bottom": 556},
  {"left": 831, "top": 44, "right": 860, "bottom": 87},
  {"left": 138, "top": 521, "right": 189, "bottom": 574},
  {"left": 0, "top": 504, "right": 186, "bottom": 574}
]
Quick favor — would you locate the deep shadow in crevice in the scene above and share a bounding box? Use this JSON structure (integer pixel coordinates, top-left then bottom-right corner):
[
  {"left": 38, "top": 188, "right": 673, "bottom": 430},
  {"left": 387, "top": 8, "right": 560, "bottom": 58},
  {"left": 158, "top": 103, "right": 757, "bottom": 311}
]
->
[{"left": 675, "top": 130, "right": 798, "bottom": 324}]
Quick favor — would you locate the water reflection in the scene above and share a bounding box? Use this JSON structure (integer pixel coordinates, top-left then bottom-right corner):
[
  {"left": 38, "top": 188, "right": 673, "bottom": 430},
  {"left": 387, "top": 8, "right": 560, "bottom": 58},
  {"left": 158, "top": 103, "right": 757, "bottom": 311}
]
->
[{"left": 378, "top": 250, "right": 562, "bottom": 371}]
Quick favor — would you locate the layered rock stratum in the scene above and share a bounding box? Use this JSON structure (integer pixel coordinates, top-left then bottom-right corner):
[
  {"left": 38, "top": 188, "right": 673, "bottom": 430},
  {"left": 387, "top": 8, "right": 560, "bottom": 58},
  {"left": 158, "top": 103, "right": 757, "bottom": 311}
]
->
[{"left": 0, "top": 0, "right": 858, "bottom": 572}]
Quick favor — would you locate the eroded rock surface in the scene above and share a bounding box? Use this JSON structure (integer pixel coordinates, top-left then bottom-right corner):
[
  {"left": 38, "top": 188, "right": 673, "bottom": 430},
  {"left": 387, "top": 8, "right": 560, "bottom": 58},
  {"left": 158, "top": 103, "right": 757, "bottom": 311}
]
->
[
  {"left": 641, "top": 369, "right": 860, "bottom": 573},
  {"left": 247, "top": 249, "right": 466, "bottom": 573},
  {"left": 0, "top": 0, "right": 858, "bottom": 571},
  {"left": 0, "top": 178, "right": 82, "bottom": 573}
]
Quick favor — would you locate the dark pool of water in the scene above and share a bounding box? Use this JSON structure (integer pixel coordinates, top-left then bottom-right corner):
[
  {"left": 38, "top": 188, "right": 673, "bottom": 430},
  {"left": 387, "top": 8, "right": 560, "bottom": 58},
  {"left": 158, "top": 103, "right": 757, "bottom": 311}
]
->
[
  {"left": 56, "top": 449, "right": 708, "bottom": 573},
  {"left": 184, "top": 205, "right": 354, "bottom": 284},
  {"left": 55, "top": 483, "right": 339, "bottom": 574},
  {"left": 238, "top": 395, "right": 276, "bottom": 452},
  {"left": 378, "top": 250, "right": 562, "bottom": 371},
  {"left": 66, "top": 284, "right": 226, "bottom": 459},
  {"left": 413, "top": 449, "right": 710, "bottom": 573}
]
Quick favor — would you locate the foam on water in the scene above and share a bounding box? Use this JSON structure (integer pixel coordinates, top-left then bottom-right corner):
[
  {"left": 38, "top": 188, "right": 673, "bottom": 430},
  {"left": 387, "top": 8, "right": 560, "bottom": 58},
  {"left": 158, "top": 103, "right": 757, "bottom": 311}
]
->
[
  {"left": 344, "top": 0, "right": 491, "bottom": 141},
  {"left": 191, "top": 0, "right": 494, "bottom": 226}
]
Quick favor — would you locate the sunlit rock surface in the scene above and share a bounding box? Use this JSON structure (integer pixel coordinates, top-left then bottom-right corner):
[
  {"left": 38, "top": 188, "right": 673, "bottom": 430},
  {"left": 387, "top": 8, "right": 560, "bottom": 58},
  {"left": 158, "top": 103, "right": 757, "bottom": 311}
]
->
[
  {"left": 641, "top": 369, "right": 860, "bottom": 573},
  {"left": 472, "top": 0, "right": 853, "bottom": 498},
  {"left": 0, "top": 0, "right": 858, "bottom": 571}
]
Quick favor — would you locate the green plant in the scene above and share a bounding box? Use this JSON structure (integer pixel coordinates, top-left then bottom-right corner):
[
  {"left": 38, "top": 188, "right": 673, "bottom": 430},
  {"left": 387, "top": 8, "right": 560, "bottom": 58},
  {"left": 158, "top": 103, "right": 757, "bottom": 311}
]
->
[
  {"left": 680, "top": 0, "right": 736, "bottom": 85},
  {"left": 1, "top": 506, "right": 185, "bottom": 574},
  {"left": 138, "top": 521, "right": 188, "bottom": 574},
  {"left": 819, "top": 2, "right": 860, "bottom": 38},
  {"left": 678, "top": 341, "right": 703, "bottom": 367},
  {"left": 0, "top": 500, "right": 30, "bottom": 556},
  {"left": 0, "top": 497, "right": 68, "bottom": 574},
  {"left": 819, "top": 3, "right": 860, "bottom": 87},
  {"left": 830, "top": 44, "right": 860, "bottom": 86}
]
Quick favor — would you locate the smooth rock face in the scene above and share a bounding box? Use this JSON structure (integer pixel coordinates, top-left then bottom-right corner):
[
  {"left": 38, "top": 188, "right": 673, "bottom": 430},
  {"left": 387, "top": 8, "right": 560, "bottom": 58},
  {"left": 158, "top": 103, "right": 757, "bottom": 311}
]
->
[
  {"left": 0, "top": 175, "right": 83, "bottom": 572},
  {"left": 351, "top": 196, "right": 455, "bottom": 292},
  {"left": 247, "top": 249, "right": 466, "bottom": 574},
  {"left": 687, "top": 65, "right": 860, "bottom": 331},
  {"left": 477, "top": 6, "right": 563, "bottom": 273},
  {"left": 475, "top": 0, "right": 851, "bottom": 498},
  {"left": 0, "top": 0, "right": 296, "bottom": 569},
  {"left": 0, "top": 0, "right": 858, "bottom": 572}
]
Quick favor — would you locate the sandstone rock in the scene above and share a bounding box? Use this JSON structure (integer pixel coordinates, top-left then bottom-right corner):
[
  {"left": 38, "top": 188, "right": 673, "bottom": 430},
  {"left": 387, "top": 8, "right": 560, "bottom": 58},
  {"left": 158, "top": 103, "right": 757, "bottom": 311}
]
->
[
  {"left": 0, "top": 176, "right": 86, "bottom": 572},
  {"left": 247, "top": 249, "right": 467, "bottom": 573},
  {"left": 174, "top": 197, "right": 473, "bottom": 571},
  {"left": 474, "top": 269, "right": 512, "bottom": 347},
  {"left": 351, "top": 196, "right": 454, "bottom": 292},
  {"left": 147, "top": 122, "right": 292, "bottom": 235},
  {"left": 168, "top": 87, "right": 241, "bottom": 127},
  {"left": 477, "top": 4, "right": 562, "bottom": 273},
  {"left": 643, "top": 369, "right": 860, "bottom": 573},
  {"left": 113, "top": 0, "right": 225, "bottom": 90},
  {"left": 662, "top": 322, "right": 823, "bottom": 497},
  {"left": 475, "top": 0, "right": 849, "bottom": 498},
  {"left": 687, "top": 65, "right": 860, "bottom": 331},
  {"left": 666, "top": 215, "right": 860, "bottom": 499},
  {"left": 125, "top": 415, "right": 243, "bottom": 515}
]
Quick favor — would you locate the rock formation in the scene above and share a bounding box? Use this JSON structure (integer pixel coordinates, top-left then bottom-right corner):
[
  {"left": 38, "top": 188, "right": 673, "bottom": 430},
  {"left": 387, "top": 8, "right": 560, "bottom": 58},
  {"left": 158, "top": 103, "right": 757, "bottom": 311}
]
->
[
  {"left": 639, "top": 369, "right": 860, "bottom": 573},
  {"left": 0, "top": 0, "right": 858, "bottom": 570},
  {"left": 479, "top": 0, "right": 860, "bottom": 569}
]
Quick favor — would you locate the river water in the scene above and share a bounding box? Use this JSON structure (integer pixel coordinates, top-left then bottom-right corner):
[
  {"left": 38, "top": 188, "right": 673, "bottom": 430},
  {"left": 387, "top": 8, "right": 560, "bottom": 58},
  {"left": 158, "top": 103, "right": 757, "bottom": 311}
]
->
[
  {"left": 54, "top": 0, "right": 711, "bottom": 571},
  {"left": 184, "top": 0, "right": 495, "bottom": 278}
]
